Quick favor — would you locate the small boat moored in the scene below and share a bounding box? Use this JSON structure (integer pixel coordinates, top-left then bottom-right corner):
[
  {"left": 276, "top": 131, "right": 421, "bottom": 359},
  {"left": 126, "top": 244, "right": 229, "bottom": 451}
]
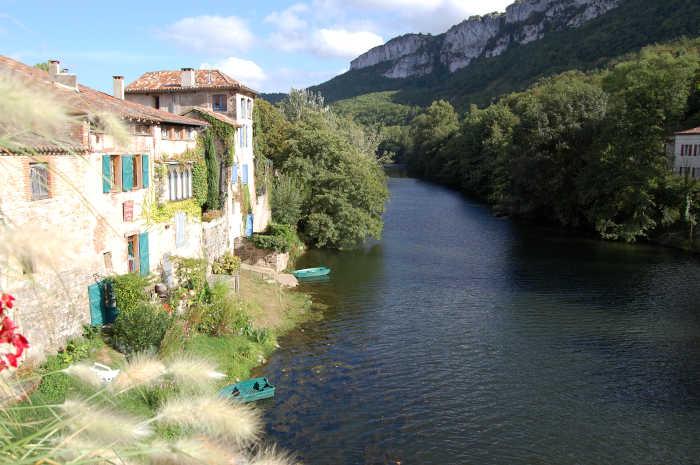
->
[
  {"left": 292, "top": 266, "right": 331, "bottom": 279},
  {"left": 219, "top": 377, "right": 275, "bottom": 403}
]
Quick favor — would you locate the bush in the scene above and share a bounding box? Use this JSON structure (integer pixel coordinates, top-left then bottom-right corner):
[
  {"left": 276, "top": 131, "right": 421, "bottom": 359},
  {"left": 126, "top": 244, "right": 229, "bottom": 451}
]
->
[
  {"left": 173, "top": 257, "right": 207, "bottom": 294},
  {"left": 271, "top": 174, "right": 305, "bottom": 226},
  {"left": 112, "top": 302, "right": 171, "bottom": 355},
  {"left": 110, "top": 273, "right": 149, "bottom": 315},
  {"left": 192, "top": 158, "right": 208, "bottom": 207},
  {"left": 202, "top": 209, "right": 223, "bottom": 222},
  {"left": 251, "top": 223, "right": 302, "bottom": 254},
  {"left": 198, "top": 282, "right": 248, "bottom": 336},
  {"left": 211, "top": 252, "right": 241, "bottom": 275},
  {"left": 159, "top": 319, "right": 187, "bottom": 358}
]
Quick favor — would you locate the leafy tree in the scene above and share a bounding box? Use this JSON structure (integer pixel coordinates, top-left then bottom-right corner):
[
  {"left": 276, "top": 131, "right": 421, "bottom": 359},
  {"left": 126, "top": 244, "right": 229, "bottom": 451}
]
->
[
  {"left": 203, "top": 131, "right": 220, "bottom": 210},
  {"left": 407, "top": 100, "right": 459, "bottom": 177},
  {"left": 271, "top": 174, "right": 306, "bottom": 226}
]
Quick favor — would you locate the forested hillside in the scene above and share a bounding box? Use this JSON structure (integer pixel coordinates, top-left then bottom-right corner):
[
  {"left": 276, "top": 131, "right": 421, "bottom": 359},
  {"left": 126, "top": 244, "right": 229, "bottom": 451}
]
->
[
  {"left": 403, "top": 40, "right": 700, "bottom": 246},
  {"left": 311, "top": 0, "right": 700, "bottom": 109}
]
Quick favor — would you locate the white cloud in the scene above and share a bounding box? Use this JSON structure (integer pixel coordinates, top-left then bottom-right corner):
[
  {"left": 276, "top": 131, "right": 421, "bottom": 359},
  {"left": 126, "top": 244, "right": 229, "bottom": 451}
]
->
[
  {"left": 200, "top": 57, "right": 267, "bottom": 90},
  {"left": 264, "top": 3, "right": 309, "bottom": 32},
  {"left": 312, "top": 28, "right": 384, "bottom": 58},
  {"left": 158, "top": 16, "right": 253, "bottom": 54}
]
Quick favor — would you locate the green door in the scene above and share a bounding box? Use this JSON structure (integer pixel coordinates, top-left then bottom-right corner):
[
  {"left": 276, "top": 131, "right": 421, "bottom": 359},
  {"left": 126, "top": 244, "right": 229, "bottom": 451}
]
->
[
  {"left": 88, "top": 282, "right": 104, "bottom": 325},
  {"left": 139, "top": 232, "right": 150, "bottom": 276}
]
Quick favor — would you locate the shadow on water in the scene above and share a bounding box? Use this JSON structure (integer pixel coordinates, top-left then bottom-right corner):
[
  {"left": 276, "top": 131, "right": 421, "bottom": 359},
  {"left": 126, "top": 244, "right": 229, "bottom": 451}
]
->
[{"left": 261, "top": 177, "right": 700, "bottom": 465}]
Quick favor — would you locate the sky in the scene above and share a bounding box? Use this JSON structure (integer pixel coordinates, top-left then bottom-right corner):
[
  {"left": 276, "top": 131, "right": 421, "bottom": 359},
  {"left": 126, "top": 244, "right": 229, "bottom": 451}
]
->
[{"left": 0, "top": 0, "right": 512, "bottom": 93}]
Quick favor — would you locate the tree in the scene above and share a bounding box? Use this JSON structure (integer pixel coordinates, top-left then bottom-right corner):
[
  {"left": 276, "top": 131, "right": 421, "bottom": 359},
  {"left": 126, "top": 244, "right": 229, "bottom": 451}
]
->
[
  {"left": 407, "top": 100, "right": 459, "bottom": 177},
  {"left": 203, "top": 131, "right": 220, "bottom": 210}
]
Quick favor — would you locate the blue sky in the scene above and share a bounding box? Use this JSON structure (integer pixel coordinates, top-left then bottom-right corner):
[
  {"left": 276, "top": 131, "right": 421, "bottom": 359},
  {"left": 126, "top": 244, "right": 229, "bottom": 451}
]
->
[{"left": 1, "top": 0, "right": 511, "bottom": 93}]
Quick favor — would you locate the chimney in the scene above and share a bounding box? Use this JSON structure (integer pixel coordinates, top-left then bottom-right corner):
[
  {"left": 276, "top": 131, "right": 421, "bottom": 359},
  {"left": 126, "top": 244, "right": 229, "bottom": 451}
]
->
[
  {"left": 113, "top": 75, "right": 124, "bottom": 100},
  {"left": 181, "top": 67, "right": 195, "bottom": 87},
  {"left": 48, "top": 59, "right": 60, "bottom": 76}
]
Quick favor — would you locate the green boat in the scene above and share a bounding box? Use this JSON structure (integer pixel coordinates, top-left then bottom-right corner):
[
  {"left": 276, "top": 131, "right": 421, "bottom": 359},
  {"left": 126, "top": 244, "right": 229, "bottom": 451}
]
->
[
  {"left": 292, "top": 266, "right": 331, "bottom": 279},
  {"left": 219, "top": 377, "right": 275, "bottom": 403}
]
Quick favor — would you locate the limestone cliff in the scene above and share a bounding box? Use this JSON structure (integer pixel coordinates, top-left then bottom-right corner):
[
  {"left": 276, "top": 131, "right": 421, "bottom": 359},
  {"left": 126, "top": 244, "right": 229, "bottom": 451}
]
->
[{"left": 349, "top": 0, "right": 620, "bottom": 78}]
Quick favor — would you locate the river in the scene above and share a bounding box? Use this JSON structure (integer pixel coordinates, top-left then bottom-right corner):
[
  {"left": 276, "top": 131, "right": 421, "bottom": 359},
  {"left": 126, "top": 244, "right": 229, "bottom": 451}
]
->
[{"left": 260, "top": 176, "right": 700, "bottom": 465}]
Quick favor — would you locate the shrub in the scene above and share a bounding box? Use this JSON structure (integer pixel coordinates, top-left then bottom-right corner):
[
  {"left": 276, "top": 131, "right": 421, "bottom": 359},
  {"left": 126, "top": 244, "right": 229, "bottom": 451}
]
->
[
  {"left": 110, "top": 273, "right": 149, "bottom": 315},
  {"left": 202, "top": 209, "right": 223, "bottom": 222},
  {"left": 271, "top": 174, "right": 305, "bottom": 226},
  {"left": 173, "top": 257, "right": 207, "bottom": 293},
  {"left": 251, "top": 223, "right": 303, "bottom": 255},
  {"left": 192, "top": 158, "right": 208, "bottom": 207},
  {"left": 112, "top": 302, "right": 171, "bottom": 355},
  {"left": 198, "top": 282, "right": 248, "bottom": 336},
  {"left": 160, "top": 319, "right": 188, "bottom": 358},
  {"left": 211, "top": 252, "right": 241, "bottom": 275}
]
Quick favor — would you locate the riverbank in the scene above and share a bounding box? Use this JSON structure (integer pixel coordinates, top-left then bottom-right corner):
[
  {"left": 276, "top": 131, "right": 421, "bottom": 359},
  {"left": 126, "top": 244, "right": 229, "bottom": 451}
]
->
[{"left": 16, "top": 268, "right": 316, "bottom": 420}]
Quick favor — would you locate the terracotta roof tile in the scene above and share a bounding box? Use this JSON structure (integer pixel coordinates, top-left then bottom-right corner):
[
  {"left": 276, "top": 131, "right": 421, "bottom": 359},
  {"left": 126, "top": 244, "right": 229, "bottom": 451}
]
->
[
  {"left": 676, "top": 126, "right": 700, "bottom": 135},
  {"left": 0, "top": 55, "right": 207, "bottom": 127},
  {"left": 125, "top": 69, "right": 256, "bottom": 95},
  {"left": 182, "top": 107, "right": 243, "bottom": 128}
]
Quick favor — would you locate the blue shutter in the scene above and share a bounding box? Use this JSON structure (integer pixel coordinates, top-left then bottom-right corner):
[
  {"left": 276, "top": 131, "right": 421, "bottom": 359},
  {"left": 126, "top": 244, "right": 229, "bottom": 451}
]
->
[
  {"left": 175, "top": 212, "right": 185, "bottom": 247},
  {"left": 88, "top": 282, "right": 104, "bottom": 325},
  {"left": 142, "top": 154, "right": 149, "bottom": 188},
  {"left": 232, "top": 163, "right": 238, "bottom": 183},
  {"left": 138, "top": 232, "right": 149, "bottom": 276},
  {"left": 241, "top": 164, "right": 249, "bottom": 185},
  {"left": 245, "top": 214, "right": 254, "bottom": 237},
  {"left": 122, "top": 155, "right": 134, "bottom": 191},
  {"left": 102, "top": 155, "right": 111, "bottom": 193}
]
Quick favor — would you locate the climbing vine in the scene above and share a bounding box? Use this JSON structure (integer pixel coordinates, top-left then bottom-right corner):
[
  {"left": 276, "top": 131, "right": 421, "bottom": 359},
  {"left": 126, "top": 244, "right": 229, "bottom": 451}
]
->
[{"left": 203, "top": 131, "right": 220, "bottom": 211}]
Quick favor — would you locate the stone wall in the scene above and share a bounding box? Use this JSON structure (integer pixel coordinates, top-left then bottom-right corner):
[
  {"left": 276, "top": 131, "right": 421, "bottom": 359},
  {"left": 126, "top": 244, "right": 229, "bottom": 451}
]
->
[
  {"left": 202, "top": 215, "right": 231, "bottom": 261},
  {"left": 234, "top": 238, "right": 289, "bottom": 273}
]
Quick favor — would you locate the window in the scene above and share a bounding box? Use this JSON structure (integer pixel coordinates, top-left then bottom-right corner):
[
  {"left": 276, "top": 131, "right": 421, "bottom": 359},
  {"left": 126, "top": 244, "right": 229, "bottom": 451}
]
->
[
  {"left": 161, "top": 127, "right": 168, "bottom": 139},
  {"left": 109, "top": 155, "right": 121, "bottom": 191},
  {"left": 153, "top": 95, "right": 160, "bottom": 109},
  {"left": 213, "top": 94, "right": 227, "bottom": 112},
  {"left": 133, "top": 155, "right": 142, "bottom": 189},
  {"left": 102, "top": 154, "right": 149, "bottom": 193},
  {"left": 103, "top": 251, "right": 113, "bottom": 273},
  {"left": 189, "top": 129, "right": 197, "bottom": 140},
  {"left": 239, "top": 98, "right": 245, "bottom": 119},
  {"left": 29, "top": 162, "right": 49, "bottom": 200},
  {"left": 167, "top": 164, "right": 193, "bottom": 201},
  {"left": 135, "top": 124, "right": 150, "bottom": 135},
  {"left": 127, "top": 234, "right": 139, "bottom": 273},
  {"left": 247, "top": 99, "right": 252, "bottom": 119}
]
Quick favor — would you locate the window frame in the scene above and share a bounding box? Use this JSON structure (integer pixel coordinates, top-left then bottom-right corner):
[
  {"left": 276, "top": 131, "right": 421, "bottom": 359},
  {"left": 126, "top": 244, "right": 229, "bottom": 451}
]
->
[
  {"left": 29, "top": 162, "right": 50, "bottom": 201},
  {"left": 127, "top": 234, "right": 139, "bottom": 273},
  {"left": 212, "top": 94, "right": 227, "bottom": 112},
  {"left": 133, "top": 155, "right": 142, "bottom": 189},
  {"left": 109, "top": 155, "right": 122, "bottom": 192}
]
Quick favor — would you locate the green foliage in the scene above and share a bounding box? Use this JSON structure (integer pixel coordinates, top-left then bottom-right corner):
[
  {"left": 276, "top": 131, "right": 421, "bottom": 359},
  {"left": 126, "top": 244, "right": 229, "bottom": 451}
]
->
[
  {"left": 112, "top": 302, "right": 171, "bottom": 355},
  {"left": 159, "top": 319, "right": 187, "bottom": 358},
  {"left": 149, "top": 198, "right": 202, "bottom": 223},
  {"left": 332, "top": 91, "right": 420, "bottom": 127},
  {"left": 33, "top": 62, "right": 49, "bottom": 72},
  {"left": 211, "top": 252, "right": 241, "bottom": 275},
  {"left": 192, "top": 158, "right": 208, "bottom": 207},
  {"left": 110, "top": 273, "right": 149, "bottom": 315},
  {"left": 405, "top": 41, "right": 700, "bottom": 245},
  {"left": 241, "top": 182, "right": 252, "bottom": 216},
  {"left": 197, "top": 282, "right": 249, "bottom": 336},
  {"left": 271, "top": 174, "right": 305, "bottom": 226},
  {"left": 253, "top": 98, "right": 290, "bottom": 164},
  {"left": 251, "top": 223, "right": 302, "bottom": 254},
  {"left": 203, "top": 131, "right": 220, "bottom": 210},
  {"left": 173, "top": 257, "right": 208, "bottom": 294}
]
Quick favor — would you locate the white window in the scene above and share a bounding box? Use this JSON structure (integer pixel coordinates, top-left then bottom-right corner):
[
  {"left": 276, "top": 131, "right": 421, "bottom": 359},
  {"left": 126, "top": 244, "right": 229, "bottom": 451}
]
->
[
  {"left": 168, "top": 165, "right": 193, "bottom": 201},
  {"left": 247, "top": 99, "right": 252, "bottom": 119}
]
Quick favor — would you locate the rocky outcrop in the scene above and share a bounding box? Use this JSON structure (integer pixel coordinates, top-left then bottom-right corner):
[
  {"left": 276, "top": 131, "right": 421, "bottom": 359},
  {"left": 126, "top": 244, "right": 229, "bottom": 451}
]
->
[{"left": 349, "top": 0, "right": 620, "bottom": 78}]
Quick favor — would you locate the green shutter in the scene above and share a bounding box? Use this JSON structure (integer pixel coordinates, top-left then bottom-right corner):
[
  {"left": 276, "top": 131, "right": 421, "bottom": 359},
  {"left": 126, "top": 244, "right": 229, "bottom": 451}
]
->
[
  {"left": 102, "top": 155, "right": 111, "bottom": 193},
  {"left": 122, "top": 155, "right": 134, "bottom": 191},
  {"left": 138, "top": 232, "right": 149, "bottom": 276},
  {"left": 88, "top": 282, "right": 104, "bottom": 325},
  {"left": 142, "top": 154, "right": 150, "bottom": 188}
]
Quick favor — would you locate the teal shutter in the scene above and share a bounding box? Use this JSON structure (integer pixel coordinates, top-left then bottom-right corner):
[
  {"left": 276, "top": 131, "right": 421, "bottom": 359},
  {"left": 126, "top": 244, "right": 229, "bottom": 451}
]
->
[
  {"left": 88, "top": 282, "right": 104, "bottom": 325},
  {"left": 142, "top": 155, "right": 150, "bottom": 188},
  {"left": 138, "top": 232, "right": 149, "bottom": 276},
  {"left": 232, "top": 163, "right": 238, "bottom": 183},
  {"left": 241, "top": 164, "right": 249, "bottom": 185},
  {"left": 102, "top": 155, "right": 111, "bottom": 193},
  {"left": 245, "top": 214, "right": 254, "bottom": 237},
  {"left": 122, "top": 155, "right": 134, "bottom": 191}
]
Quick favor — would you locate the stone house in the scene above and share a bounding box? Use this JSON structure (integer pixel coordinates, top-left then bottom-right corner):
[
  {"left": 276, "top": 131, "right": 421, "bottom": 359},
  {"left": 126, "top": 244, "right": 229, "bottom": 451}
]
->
[
  {"left": 673, "top": 126, "right": 700, "bottom": 179},
  {"left": 0, "top": 56, "right": 208, "bottom": 360},
  {"left": 124, "top": 69, "right": 271, "bottom": 238}
]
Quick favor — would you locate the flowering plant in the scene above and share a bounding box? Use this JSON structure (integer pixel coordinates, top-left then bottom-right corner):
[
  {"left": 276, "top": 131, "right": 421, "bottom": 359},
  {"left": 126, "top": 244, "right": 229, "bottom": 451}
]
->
[{"left": 0, "top": 293, "right": 29, "bottom": 371}]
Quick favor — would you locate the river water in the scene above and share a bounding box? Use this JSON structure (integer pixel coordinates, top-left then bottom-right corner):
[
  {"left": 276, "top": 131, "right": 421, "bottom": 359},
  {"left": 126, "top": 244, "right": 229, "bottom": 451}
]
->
[{"left": 260, "top": 176, "right": 700, "bottom": 465}]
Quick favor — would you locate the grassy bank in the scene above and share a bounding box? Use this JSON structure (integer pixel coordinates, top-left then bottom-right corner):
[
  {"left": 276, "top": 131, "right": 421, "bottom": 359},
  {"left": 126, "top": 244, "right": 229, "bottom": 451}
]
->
[{"left": 15, "top": 268, "right": 315, "bottom": 429}]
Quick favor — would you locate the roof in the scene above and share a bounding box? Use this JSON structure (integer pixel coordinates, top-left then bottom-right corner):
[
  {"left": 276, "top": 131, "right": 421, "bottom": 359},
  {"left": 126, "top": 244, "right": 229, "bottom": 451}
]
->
[
  {"left": 182, "top": 107, "right": 243, "bottom": 128},
  {"left": 125, "top": 69, "right": 257, "bottom": 95},
  {"left": 0, "top": 55, "right": 207, "bottom": 127},
  {"left": 676, "top": 126, "right": 700, "bottom": 135}
]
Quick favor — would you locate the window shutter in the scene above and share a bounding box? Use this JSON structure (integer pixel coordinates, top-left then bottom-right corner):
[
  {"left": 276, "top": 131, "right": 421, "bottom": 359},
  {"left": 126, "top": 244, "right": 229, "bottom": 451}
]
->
[
  {"left": 88, "top": 282, "right": 104, "bottom": 325},
  {"left": 138, "top": 232, "right": 149, "bottom": 276},
  {"left": 246, "top": 214, "right": 254, "bottom": 237},
  {"left": 122, "top": 155, "right": 134, "bottom": 191},
  {"left": 175, "top": 212, "right": 185, "bottom": 247},
  {"left": 142, "top": 155, "right": 150, "bottom": 188},
  {"left": 242, "top": 164, "right": 248, "bottom": 185},
  {"left": 232, "top": 163, "right": 238, "bottom": 183},
  {"left": 102, "top": 155, "right": 111, "bottom": 193}
]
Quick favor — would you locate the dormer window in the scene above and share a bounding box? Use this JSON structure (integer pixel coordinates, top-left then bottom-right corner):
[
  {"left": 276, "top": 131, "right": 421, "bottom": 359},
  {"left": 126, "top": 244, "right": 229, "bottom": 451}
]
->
[{"left": 212, "top": 94, "right": 227, "bottom": 112}]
